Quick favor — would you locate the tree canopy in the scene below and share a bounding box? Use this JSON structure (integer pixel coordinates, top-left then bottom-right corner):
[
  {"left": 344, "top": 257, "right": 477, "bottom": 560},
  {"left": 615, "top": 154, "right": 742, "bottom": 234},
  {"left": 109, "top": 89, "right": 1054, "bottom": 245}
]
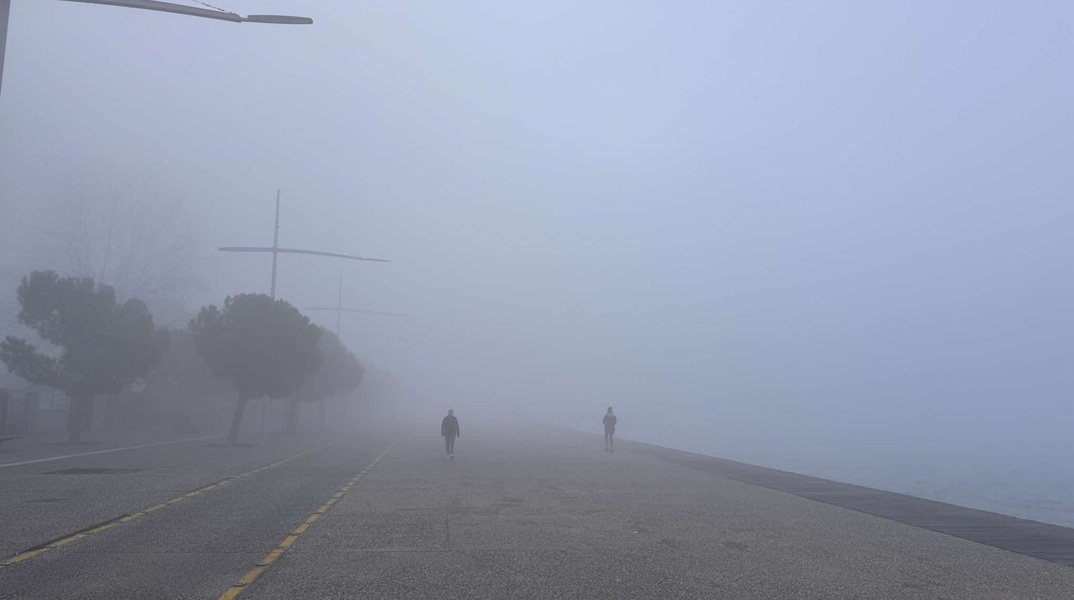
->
[
  {"left": 286, "top": 327, "right": 364, "bottom": 432},
  {"left": 32, "top": 167, "right": 203, "bottom": 321},
  {"left": 188, "top": 293, "right": 321, "bottom": 444},
  {"left": 303, "top": 328, "right": 364, "bottom": 403},
  {"left": 0, "top": 270, "right": 167, "bottom": 442}
]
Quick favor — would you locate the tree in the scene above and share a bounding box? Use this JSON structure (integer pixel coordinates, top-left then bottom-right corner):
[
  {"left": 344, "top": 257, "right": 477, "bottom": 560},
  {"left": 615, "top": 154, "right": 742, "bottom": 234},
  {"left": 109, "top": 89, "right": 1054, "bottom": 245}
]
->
[
  {"left": 188, "top": 294, "right": 322, "bottom": 445},
  {"left": 0, "top": 271, "right": 168, "bottom": 443},
  {"left": 288, "top": 328, "right": 364, "bottom": 433},
  {"left": 130, "top": 329, "right": 234, "bottom": 434},
  {"left": 28, "top": 166, "right": 204, "bottom": 325}
]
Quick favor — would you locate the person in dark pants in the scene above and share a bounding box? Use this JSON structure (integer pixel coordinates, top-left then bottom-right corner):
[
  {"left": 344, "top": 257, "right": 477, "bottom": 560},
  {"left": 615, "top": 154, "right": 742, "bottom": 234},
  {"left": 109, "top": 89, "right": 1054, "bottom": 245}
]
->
[
  {"left": 441, "top": 409, "right": 460, "bottom": 459},
  {"left": 603, "top": 406, "right": 617, "bottom": 452}
]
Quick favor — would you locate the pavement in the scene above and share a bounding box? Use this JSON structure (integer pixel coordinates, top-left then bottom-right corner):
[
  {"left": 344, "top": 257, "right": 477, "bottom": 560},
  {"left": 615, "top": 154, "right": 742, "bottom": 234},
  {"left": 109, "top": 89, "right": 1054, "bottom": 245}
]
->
[
  {"left": 0, "top": 429, "right": 330, "bottom": 557},
  {"left": 2, "top": 424, "right": 1074, "bottom": 599},
  {"left": 0, "top": 429, "right": 223, "bottom": 469}
]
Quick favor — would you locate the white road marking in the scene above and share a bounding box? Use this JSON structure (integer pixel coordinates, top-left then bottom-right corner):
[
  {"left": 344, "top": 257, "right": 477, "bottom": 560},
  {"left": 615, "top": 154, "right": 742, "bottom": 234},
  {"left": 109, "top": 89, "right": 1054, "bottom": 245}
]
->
[{"left": 0, "top": 435, "right": 222, "bottom": 469}]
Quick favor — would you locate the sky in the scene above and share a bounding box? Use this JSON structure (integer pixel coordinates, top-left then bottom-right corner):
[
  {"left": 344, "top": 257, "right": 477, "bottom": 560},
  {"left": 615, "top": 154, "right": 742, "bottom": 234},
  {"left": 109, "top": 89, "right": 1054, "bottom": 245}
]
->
[{"left": 1, "top": 1, "right": 1073, "bottom": 479}]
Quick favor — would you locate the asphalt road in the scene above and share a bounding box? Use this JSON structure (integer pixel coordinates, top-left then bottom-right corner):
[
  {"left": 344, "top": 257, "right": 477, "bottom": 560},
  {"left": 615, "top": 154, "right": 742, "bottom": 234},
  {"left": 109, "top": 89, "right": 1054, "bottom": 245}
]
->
[
  {"left": 0, "top": 430, "right": 393, "bottom": 599},
  {"left": 3, "top": 425, "right": 1074, "bottom": 599}
]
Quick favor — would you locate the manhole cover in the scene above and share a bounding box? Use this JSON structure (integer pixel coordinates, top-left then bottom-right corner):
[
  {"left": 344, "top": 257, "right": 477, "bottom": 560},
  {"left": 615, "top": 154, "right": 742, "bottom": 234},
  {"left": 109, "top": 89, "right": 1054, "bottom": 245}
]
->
[
  {"left": 27, "top": 498, "right": 69, "bottom": 503},
  {"left": 44, "top": 468, "right": 141, "bottom": 475}
]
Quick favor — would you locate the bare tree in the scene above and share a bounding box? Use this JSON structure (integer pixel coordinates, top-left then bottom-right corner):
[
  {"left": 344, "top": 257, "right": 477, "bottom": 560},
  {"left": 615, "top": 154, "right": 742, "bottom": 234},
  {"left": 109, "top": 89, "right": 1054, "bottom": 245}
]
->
[{"left": 30, "top": 166, "right": 205, "bottom": 325}]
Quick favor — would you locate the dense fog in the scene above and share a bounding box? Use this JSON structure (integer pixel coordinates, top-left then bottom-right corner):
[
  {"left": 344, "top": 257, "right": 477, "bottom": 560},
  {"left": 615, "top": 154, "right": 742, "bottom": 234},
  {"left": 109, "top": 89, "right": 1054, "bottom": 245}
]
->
[{"left": 2, "top": 1, "right": 1072, "bottom": 523}]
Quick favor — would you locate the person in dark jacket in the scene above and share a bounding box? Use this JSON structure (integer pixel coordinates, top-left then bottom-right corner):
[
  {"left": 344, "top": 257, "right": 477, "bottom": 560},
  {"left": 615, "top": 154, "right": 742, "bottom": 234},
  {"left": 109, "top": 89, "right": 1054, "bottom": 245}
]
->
[
  {"left": 441, "top": 409, "right": 460, "bottom": 458},
  {"left": 603, "top": 406, "right": 617, "bottom": 452}
]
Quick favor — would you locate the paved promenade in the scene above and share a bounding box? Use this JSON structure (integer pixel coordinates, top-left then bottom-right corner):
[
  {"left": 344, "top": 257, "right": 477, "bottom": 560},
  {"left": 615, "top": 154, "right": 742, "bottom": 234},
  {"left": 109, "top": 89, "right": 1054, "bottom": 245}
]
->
[
  {"left": 3, "top": 424, "right": 1073, "bottom": 598},
  {"left": 247, "top": 426, "right": 1074, "bottom": 599}
]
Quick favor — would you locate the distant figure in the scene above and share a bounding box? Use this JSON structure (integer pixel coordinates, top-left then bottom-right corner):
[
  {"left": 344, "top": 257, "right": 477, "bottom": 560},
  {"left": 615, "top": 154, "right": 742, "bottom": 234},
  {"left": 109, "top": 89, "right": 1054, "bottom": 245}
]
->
[
  {"left": 441, "top": 409, "right": 460, "bottom": 459},
  {"left": 603, "top": 406, "right": 617, "bottom": 452}
]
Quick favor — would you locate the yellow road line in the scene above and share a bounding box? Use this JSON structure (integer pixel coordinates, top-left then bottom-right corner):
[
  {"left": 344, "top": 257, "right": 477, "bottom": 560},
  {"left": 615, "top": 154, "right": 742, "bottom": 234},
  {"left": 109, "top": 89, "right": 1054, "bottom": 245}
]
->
[
  {"left": 0, "top": 445, "right": 327, "bottom": 568},
  {"left": 85, "top": 522, "right": 119, "bottom": 535},
  {"left": 216, "top": 443, "right": 396, "bottom": 600},
  {"left": 278, "top": 535, "right": 300, "bottom": 549}
]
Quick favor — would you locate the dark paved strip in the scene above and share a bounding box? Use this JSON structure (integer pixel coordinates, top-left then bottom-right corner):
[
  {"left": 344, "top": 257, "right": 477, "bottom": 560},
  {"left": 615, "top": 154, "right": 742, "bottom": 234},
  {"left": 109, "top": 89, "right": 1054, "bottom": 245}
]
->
[
  {"left": 626, "top": 440, "right": 1074, "bottom": 567},
  {"left": 0, "top": 434, "right": 335, "bottom": 557},
  {"left": 0, "top": 437, "right": 391, "bottom": 600}
]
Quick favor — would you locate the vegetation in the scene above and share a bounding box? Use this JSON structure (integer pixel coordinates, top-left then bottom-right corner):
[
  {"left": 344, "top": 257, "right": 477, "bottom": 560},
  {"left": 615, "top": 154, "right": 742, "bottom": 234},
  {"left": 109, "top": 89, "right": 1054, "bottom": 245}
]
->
[
  {"left": 133, "top": 329, "right": 234, "bottom": 434},
  {"left": 0, "top": 272, "right": 371, "bottom": 440},
  {"left": 189, "top": 294, "right": 322, "bottom": 444},
  {"left": 289, "top": 328, "right": 365, "bottom": 432},
  {"left": 0, "top": 271, "right": 168, "bottom": 443},
  {"left": 32, "top": 168, "right": 203, "bottom": 322}
]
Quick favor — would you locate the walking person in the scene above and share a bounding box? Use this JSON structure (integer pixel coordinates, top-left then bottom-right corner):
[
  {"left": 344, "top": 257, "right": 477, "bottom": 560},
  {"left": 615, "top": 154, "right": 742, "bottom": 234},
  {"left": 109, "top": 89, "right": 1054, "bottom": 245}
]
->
[
  {"left": 603, "top": 406, "right": 617, "bottom": 452},
  {"left": 441, "top": 409, "right": 460, "bottom": 459}
]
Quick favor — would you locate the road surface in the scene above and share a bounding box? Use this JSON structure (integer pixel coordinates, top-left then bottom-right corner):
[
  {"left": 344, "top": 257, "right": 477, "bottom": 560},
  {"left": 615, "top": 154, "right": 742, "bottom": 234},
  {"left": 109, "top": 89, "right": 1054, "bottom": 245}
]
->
[{"left": 2, "top": 425, "right": 1073, "bottom": 599}]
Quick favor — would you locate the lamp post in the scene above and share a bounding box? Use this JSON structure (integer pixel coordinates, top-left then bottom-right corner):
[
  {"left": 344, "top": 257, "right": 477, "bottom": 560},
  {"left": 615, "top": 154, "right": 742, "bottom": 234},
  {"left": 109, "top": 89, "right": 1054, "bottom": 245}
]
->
[
  {"left": 1, "top": 1, "right": 12, "bottom": 96},
  {"left": 218, "top": 191, "right": 391, "bottom": 300},
  {"left": 219, "top": 192, "right": 391, "bottom": 440},
  {"left": 0, "top": 0, "right": 312, "bottom": 95},
  {"left": 307, "top": 272, "right": 408, "bottom": 337}
]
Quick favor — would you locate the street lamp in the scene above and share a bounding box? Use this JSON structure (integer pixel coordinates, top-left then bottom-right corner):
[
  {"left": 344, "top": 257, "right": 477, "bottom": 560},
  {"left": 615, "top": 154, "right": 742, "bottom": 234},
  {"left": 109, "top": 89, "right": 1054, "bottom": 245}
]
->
[
  {"left": 218, "top": 191, "right": 391, "bottom": 300},
  {"left": 307, "top": 272, "right": 408, "bottom": 337},
  {"left": 0, "top": 0, "right": 312, "bottom": 95},
  {"left": 244, "top": 15, "right": 313, "bottom": 25}
]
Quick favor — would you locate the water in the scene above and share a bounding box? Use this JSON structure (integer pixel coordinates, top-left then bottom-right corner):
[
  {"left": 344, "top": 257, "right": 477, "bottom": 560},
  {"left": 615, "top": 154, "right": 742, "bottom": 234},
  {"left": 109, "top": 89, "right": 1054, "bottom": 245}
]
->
[
  {"left": 645, "top": 430, "right": 1074, "bottom": 529},
  {"left": 765, "top": 449, "right": 1074, "bottom": 529}
]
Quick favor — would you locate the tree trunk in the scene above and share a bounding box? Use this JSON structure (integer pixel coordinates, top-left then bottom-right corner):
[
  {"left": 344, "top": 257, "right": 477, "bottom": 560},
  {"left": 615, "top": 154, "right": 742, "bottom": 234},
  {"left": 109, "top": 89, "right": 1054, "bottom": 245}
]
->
[
  {"left": 227, "top": 392, "right": 249, "bottom": 445},
  {"left": 319, "top": 397, "right": 327, "bottom": 432}
]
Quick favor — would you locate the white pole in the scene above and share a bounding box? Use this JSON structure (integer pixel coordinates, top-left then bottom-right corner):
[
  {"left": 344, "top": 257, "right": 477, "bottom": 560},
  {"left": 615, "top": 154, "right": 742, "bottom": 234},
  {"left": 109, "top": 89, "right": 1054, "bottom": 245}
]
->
[
  {"left": 270, "top": 190, "right": 280, "bottom": 299},
  {"left": 0, "top": 0, "right": 11, "bottom": 96},
  {"left": 0, "top": 1, "right": 310, "bottom": 98},
  {"left": 336, "top": 271, "right": 343, "bottom": 336}
]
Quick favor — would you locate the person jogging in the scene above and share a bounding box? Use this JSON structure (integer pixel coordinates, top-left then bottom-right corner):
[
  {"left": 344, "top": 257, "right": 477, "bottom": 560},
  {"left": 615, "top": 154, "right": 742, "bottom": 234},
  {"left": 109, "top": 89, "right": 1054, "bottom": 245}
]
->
[
  {"left": 603, "top": 406, "right": 617, "bottom": 452},
  {"left": 441, "top": 409, "right": 460, "bottom": 459}
]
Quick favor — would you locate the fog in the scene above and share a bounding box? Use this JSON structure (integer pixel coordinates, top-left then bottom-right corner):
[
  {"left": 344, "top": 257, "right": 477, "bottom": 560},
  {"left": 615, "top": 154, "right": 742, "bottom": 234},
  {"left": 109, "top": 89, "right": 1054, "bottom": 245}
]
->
[{"left": 2, "top": 2, "right": 1073, "bottom": 523}]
